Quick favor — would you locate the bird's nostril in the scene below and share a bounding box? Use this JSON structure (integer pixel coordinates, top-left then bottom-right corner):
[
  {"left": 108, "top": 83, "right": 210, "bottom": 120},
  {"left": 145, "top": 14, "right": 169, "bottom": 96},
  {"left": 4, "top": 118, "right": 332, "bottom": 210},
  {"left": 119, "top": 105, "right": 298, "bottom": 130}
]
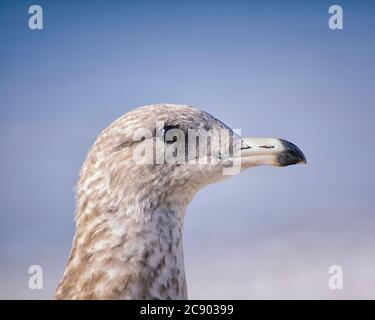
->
[
  {"left": 259, "top": 145, "right": 275, "bottom": 149},
  {"left": 241, "top": 145, "right": 251, "bottom": 150}
]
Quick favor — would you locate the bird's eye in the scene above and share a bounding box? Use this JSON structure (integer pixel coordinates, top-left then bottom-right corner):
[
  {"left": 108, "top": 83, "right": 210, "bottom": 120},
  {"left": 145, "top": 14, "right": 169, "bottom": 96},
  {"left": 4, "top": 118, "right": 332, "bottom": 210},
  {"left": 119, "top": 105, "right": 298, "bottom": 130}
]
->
[{"left": 159, "top": 125, "right": 180, "bottom": 144}]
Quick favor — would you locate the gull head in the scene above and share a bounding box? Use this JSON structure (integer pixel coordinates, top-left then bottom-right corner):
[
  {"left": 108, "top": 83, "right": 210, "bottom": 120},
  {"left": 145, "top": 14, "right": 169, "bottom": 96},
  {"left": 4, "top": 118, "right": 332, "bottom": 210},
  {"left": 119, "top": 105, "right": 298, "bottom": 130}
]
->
[{"left": 79, "top": 104, "right": 306, "bottom": 209}]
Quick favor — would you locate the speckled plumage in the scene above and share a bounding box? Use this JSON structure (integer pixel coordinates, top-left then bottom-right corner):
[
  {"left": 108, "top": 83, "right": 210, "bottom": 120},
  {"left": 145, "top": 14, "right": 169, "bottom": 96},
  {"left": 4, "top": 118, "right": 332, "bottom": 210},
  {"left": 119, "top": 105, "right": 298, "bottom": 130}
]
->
[
  {"left": 55, "top": 104, "right": 306, "bottom": 300},
  {"left": 55, "top": 104, "right": 235, "bottom": 299}
]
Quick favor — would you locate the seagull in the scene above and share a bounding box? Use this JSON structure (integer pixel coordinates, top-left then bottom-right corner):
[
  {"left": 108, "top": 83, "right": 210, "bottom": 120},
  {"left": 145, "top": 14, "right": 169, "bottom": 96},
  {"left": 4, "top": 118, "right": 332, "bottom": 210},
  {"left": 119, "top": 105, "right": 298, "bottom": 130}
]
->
[{"left": 55, "top": 104, "right": 306, "bottom": 299}]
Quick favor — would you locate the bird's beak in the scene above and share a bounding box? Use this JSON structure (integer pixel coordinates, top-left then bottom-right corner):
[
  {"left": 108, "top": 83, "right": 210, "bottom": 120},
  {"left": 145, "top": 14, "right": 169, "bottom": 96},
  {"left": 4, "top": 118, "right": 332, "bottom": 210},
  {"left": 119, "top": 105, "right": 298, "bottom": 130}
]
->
[{"left": 238, "top": 138, "right": 306, "bottom": 168}]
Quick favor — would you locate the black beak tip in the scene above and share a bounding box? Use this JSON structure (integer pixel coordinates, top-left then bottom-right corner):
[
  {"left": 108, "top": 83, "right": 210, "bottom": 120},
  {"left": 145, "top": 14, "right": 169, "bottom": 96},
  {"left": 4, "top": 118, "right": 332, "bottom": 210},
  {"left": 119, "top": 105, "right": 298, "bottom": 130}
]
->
[{"left": 277, "top": 140, "right": 307, "bottom": 167}]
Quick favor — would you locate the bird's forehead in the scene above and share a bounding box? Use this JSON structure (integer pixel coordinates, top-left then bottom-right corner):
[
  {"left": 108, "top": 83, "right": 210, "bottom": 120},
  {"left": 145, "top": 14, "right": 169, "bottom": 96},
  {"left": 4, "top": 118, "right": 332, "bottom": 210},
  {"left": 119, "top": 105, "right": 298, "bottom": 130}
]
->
[
  {"left": 114, "top": 104, "right": 225, "bottom": 131},
  {"left": 94, "top": 104, "right": 235, "bottom": 153}
]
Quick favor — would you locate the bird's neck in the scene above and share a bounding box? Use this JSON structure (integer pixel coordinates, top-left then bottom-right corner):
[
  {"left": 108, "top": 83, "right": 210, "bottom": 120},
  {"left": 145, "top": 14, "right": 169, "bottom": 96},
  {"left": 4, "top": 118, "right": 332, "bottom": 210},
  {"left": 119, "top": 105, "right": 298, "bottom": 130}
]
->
[{"left": 56, "top": 198, "right": 188, "bottom": 299}]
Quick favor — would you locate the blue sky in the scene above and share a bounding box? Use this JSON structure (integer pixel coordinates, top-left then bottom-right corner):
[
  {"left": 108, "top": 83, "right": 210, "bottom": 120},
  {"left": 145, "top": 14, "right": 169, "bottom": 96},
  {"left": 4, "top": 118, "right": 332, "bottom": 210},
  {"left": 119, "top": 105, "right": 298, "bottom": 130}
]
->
[{"left": 0, "top": 0, "right": 374, "bottom": 298}]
